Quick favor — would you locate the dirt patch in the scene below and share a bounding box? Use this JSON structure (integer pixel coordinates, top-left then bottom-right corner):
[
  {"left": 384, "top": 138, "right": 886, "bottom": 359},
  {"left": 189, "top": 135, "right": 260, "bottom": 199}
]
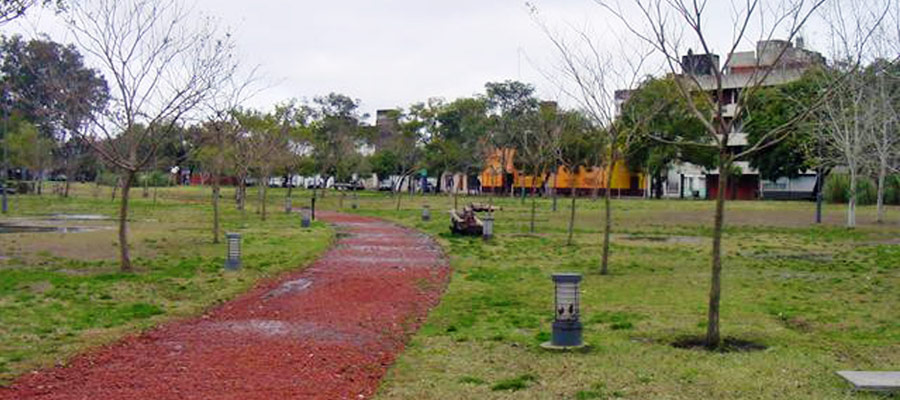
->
[
  {"left": 263, "top": 278, "right": 312, "bottom": 299},
  {"left": 671, "top": 336, "right": 768, "bottom": 353},
  {"left": 617, "top": 234, "right": 706, "bottom": 245},
  {"left": 0, "top": 211, "right": 450, "bottom": 400},
  {"left": 746, "top": 251, "right": 834, "bottom": 263}
]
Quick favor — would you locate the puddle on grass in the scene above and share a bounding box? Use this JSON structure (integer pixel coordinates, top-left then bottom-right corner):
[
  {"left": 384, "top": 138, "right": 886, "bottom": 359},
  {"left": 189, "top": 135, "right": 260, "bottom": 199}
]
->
[
  {"left": 47, "top": 214, "right": 110, "bottom": 221},
  {"left": 0, "top": 223, "right": 104, "bottom": 234}
]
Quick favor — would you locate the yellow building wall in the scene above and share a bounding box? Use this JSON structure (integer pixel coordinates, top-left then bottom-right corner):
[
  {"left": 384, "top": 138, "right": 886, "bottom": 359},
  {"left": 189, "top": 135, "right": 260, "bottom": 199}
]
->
[{"left": 479, "top": 149, "right": 646, "bottom": 191}]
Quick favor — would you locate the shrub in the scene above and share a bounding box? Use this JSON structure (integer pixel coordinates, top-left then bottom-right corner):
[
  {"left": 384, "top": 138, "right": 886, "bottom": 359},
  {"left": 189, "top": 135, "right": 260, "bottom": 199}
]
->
[{"left": 824, "top": 174, "right": 877, "bottom": 205}]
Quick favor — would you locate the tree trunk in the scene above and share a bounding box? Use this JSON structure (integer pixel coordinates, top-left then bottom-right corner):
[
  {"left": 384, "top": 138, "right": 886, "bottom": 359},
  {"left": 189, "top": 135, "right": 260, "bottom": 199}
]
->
[
  {"left": 453, "top": 174, "right": 461, "bottom": 211},
  {"left": 600, "top": 161, "right": 615, "bottom": 275},
  {"left": 705, "top": 153, "right": 729, "bottom": 349},
  {"left": 212, "top": 178, "right": 220, "bottom": 244},
  {"left": 552, "top": 173, "right": 558, "bottom": 212},
  {"left": 815, "top": 172, "right": 823, "bottom": 224},
  {"left": 566, "top": 174, "right": 577, "bottom": 246},
  {"left": 567, "top": 194, "right": 577, "bottom": 246},
  {"left": 111, "top": 178, "right": 119, "bottom": 201},
  {"left": 237, "top": 173, "right": 246, "bottom": 211},
  {"left": 395, "top": 175, "right": 405, "bottom": 211},
  {"left": 848, "top": 170, "right": 857, "bottom": 228},
  {"left": 142, "top": 176, "right": 149, "bottom": 198},
  {"left": 64, "top": 180, "right": 71, "bottom": 198},
  {"left": 118, "top": 171, "right": 135, "bottom": 272},
  {"left": 453, "top": 180, "right": 458, "bottom": 210},
  {"left": 261, "top": 175, "right": 269, "bottom": 221},
  {"left": 876, "top": 164, "right": 886, "bottom": 224},
  {"left": 530, "top": 180, "right": 537, "bottom": 233}
]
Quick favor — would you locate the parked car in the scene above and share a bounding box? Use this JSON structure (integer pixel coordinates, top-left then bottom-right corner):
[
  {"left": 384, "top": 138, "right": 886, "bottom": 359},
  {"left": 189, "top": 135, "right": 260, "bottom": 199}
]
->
[{"left": 334, "top": 181, "right": 365, "bottom": 191}]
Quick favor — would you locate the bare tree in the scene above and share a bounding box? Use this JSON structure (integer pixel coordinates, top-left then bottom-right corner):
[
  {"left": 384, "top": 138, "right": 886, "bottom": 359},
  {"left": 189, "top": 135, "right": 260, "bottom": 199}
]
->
[
  {"left": 531, "top": 6, "right": 650, "bottom": 275},
  {"left": 235, "top": 108, "right": 291, "bottom": 221},
  {"left": 0, "top": 0, "right": 58, "bottom": 25},
  {"left": 864, "top": 17, "right": 899, "bottom": 223},
  {"left": 199, "top": 67, "right": 260, "bottom": 243},
  {"left": 65, "top": 0, "right": 237, "bottom": 271},
  {"left": 596, "top": 0, "right": 854, "bottom": 348},
  {"left": 516, "top": 101, "right": 561, "bottom": 233},
  {"left": 816, "top": 0, "right": 893, "bottom": 227}
]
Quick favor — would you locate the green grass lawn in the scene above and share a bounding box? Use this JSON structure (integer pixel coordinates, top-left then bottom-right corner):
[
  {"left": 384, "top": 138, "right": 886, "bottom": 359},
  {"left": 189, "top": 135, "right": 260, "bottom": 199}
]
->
[
  {"left": 2, "top": 186, "right": 898, "bottom": 398},
  {"left": 0, "top": 184, "right": 333, "bottom": 384},
  {"left": 311, "top": 191, "right": 899, "bottom": 399}
]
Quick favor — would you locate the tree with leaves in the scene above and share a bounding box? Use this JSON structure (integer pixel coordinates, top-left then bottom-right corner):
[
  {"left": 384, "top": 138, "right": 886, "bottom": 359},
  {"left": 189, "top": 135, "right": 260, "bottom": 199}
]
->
[
  {"left": 622, "top": 76, "right": 716, "bottom": 199},
  {"left": 0, "top": 35, "right": 109, "bottom": 197},
  {"left": 427, "top": 97, "right": 490, "bottom": 210},
  {"left": 308, "top": 93, "right": 367, "bottom": 197}
]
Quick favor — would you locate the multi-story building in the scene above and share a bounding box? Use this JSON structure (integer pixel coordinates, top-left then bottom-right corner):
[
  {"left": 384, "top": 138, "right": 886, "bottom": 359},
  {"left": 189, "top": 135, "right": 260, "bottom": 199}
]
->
[{"left": 644, "top": 39, "right": 824, "bottom": 200}]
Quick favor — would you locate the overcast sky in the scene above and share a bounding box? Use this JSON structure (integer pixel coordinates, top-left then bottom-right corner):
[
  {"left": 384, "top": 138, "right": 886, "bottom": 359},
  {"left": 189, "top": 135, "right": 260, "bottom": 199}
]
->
[{"left": 6, "top": 0, "right": 833, "bottom": 120}]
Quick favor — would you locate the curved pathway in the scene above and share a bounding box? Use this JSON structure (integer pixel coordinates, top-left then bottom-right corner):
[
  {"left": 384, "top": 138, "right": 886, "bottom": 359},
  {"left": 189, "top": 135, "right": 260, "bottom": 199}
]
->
[{"left": 1, "top": 212, "right": 450, "bottom": 400}]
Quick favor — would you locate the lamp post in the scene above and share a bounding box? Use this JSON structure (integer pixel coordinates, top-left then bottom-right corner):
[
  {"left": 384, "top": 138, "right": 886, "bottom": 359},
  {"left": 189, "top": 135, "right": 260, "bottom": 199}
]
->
[
  {"left": 541, "top": 273, "right": 585, "bottom": 349},
  {"left": 482, "top": 213, "right": 494, "bottom": 240},
  {"left": 301, "top": 207, "right": 311, "bottom": 228},
  {"left": 422, "top": 204, "right": 431, "bottom": 221},
  {"left": 225, "top": 233, "right": 242, "bottom": 271}
]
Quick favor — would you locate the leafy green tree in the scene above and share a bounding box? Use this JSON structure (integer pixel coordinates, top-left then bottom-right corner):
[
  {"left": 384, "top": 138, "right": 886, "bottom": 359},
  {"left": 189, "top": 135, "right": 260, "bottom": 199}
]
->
[
  {"left": 0, "top": 34, "right": 109, "bottom": 197},
  {"left": 6, "top": 118, "right": 53, "bottom": 192},
  {"left": 622, "top": 76, "right": 716, "bottom": 198},
  {"left": 485, "top": 80, "right": 539, "bottom": 198},
  {"left": 426, "top": 97, "right": 489, "bottom": 209},
  {"left": 308, "top": 93, "right": 367, "bottom": 196},
  {"left": 745, "top": 70, "right": 827, "bottom": 181}
]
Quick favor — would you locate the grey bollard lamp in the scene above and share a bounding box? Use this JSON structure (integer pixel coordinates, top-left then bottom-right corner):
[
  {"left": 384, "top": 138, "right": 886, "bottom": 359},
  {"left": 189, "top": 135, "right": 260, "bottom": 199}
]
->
[
  {"left": 482, "top": 214, "right": 494, "bottom": 240},
  {"left": 301, "top": 207, "right": 311, "bottom": 228},
  {"left": 541, "top": 273, "right": 585, "bottom": 350},
  {"left": 225, "top": 233, "right": 242, "bottom": 271}
]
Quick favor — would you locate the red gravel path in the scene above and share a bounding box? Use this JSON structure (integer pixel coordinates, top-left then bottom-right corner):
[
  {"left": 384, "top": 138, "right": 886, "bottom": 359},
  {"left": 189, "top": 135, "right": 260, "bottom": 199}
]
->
[{"left": 1, "top": 212, "right": 450, "bottom": 400}]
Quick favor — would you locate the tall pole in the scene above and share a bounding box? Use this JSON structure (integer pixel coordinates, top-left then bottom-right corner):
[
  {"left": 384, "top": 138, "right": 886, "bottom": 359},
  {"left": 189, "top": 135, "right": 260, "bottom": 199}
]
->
[
  {"left": 815, "top": 167, "right": 823, "bottom": 224},
  {"left": 2, "top": 97, "right": 9, "bottom": 214}
]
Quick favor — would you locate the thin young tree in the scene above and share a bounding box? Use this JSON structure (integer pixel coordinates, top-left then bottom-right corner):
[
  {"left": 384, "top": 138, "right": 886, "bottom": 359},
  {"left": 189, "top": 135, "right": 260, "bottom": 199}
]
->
[
  {"left": 554, "top": 109, "right": 599, "bottom": 246},
  {"left": 596, "top": 0, "right": 868, "bottom": 348},
  {"left": 531, "top": 7, "right": 650, "bottom": 275},
  {"left": 816, "top": 0, "right": 892, "bottom": 227},
  {"left": 516, "top": 101, "right": 563, "bottom": 233},
  {"left": 65, "top": 0, "right": 237, "bottom": 271}
]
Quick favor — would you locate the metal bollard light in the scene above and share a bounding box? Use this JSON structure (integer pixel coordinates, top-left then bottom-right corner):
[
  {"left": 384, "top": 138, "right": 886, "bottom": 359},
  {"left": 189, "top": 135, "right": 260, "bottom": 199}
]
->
[
  {"left": 285, "top": 197, "right": 292, "bottom": 213},
  {"left": 541, "top": 273, "right": 585, "bottom": 349},
  {"left": 422, "top": 205, "right": 431, "bottom": 221},
  {"left": 482, "top": 214, "right": 494, "bottom": 240},
  {"left": 225, "top": 233, "right": 242, "bottom": 271},
  {"left": 301, "top": 207, "right": 311, "bottom": 228}
]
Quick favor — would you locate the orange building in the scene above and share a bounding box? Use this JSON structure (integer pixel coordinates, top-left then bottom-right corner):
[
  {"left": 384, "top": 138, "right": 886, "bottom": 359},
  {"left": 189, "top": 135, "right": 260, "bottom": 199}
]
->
[{"left": 480, "top": 149, "right": 646, "bottom": 196}]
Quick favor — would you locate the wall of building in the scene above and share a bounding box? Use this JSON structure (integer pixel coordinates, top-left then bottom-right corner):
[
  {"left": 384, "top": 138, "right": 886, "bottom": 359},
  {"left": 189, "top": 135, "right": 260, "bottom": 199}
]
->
[
  {"left": 479, "top": 149, "right": 646, "bottom": 196},
  {"left": 706, "top": 174, "right": 760, "bottom": 200}
]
